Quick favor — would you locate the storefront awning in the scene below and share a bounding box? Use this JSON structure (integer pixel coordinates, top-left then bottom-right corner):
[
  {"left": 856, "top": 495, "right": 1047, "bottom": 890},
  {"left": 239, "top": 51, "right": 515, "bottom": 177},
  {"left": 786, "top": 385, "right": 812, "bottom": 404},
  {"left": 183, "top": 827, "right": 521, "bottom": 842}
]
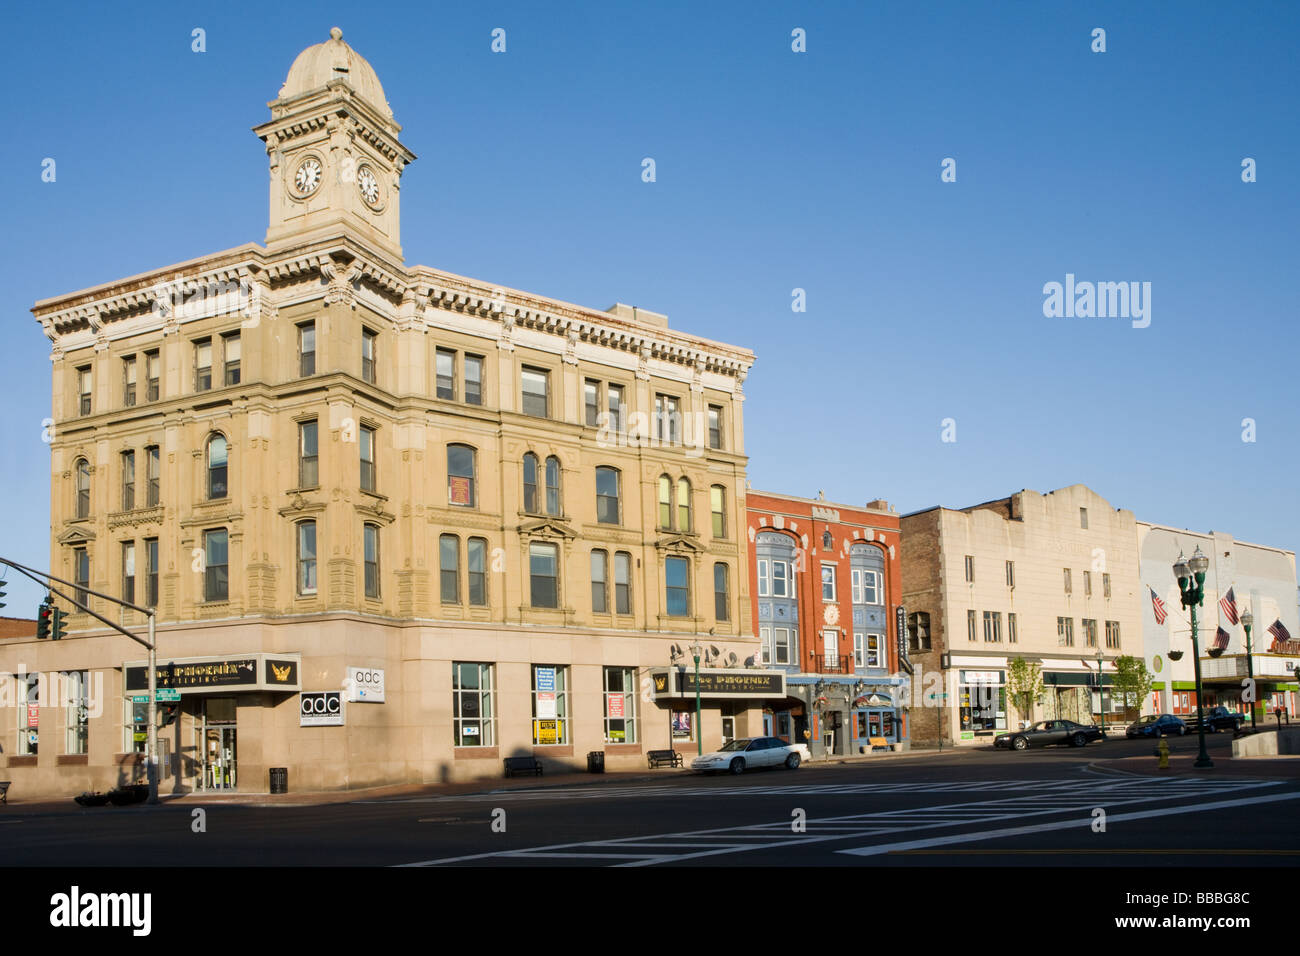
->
[{"left": 648, "top": 667, "right": 786, "bottom": 701}]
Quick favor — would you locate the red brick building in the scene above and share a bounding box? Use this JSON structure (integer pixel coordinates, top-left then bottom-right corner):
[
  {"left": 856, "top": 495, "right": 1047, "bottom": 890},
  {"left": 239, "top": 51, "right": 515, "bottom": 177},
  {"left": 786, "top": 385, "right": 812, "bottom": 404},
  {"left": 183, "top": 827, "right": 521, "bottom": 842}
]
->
[{"left": 745, "top": 490, "right": 909, "bottom": 755}]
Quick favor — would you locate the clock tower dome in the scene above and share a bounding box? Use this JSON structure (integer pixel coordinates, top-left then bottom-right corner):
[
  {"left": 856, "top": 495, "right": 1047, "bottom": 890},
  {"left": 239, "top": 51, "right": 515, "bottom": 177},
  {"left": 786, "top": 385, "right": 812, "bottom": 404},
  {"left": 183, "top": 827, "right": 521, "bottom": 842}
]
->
[{"left": 255, "top": 28, "right": 416, "bottom": 262}]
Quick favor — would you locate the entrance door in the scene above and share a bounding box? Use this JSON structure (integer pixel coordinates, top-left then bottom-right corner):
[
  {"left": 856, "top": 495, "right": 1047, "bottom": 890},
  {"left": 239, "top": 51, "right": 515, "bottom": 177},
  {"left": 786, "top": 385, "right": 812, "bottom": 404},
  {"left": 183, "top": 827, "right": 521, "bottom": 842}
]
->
[
  {"left": 204, "top": 727, "right": 237, "bottom": 790},
  {"left": 822, "top": 630, "right": 838, "bottom": 669},
  {"left": 721, "top": 716, "right": 736, "bottom": 745}
]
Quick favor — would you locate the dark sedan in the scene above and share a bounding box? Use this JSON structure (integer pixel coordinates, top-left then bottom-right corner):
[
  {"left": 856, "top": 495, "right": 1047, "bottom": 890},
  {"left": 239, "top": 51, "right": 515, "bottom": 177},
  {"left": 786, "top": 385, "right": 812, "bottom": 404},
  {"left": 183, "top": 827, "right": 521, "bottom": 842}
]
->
[
  {"left": 994, "top": 720, "right": 1104, "bottom": 750},
  {"left": 1186, "top": 706, "right": 1245, "bottom": 733},
  {"left": 1126, "top": 714, "right": 1187, "bottom": 738}
]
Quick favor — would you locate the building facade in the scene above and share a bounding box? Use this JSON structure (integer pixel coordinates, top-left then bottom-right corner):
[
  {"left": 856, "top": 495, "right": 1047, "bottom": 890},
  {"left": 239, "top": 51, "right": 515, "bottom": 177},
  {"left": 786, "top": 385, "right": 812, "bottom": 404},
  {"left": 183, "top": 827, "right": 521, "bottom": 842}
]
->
[
  {"left": 1137, "top": 523, "right": 1299, "bottom": 720},
  {"left": 745, "top": 491, "right": 908, "bottom": 756},
  {"left": 0, "top": 29, "right": 777, "bottom": 799},
  {"left": 901, "top": 485, "right": 1143, "bottom": 746}
]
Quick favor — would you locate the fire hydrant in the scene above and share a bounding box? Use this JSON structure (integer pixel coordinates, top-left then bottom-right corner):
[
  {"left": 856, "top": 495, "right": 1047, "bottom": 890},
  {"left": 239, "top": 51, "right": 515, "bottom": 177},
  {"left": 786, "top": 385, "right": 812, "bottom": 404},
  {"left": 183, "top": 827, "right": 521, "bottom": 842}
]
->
[{"left": 1155, "top": 736, "right": 1170, "bottom": 770}]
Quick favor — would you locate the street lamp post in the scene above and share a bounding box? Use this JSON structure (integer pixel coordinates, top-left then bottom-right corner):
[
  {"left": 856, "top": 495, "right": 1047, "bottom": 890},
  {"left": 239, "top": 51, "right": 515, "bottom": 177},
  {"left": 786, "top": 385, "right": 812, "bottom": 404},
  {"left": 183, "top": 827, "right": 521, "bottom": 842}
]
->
[
  {"left": 1096, "top": 648, "right": 1106, "bottom": 736},
  {"left": 1241, "top": 608, "right": 1257, "bottom": 732},
  {"left": 1174, "top": 548, "right": 1214, "bottom": 769},
  {"left": 690, "top": 640, "right": 703, "bottom": 756}
]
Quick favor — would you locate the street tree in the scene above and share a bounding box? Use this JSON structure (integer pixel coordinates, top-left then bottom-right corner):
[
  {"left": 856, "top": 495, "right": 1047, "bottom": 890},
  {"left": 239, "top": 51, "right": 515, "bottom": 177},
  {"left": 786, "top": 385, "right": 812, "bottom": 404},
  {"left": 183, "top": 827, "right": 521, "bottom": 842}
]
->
[
  {"left": 1112, "top": 655, "right": 1153, "bottom": 721},
  {"left": 1005, "top": 656, "right": 1043, "bottom": 728}
]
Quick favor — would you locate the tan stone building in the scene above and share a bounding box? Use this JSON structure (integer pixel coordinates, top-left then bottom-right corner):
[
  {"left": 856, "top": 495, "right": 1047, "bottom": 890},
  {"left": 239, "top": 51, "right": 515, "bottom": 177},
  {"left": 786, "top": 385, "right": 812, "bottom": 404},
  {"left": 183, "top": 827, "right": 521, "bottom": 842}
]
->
[
  {"left": 0, "top": 29, "right": 773, "bottom": 799},
  {"left": 901, "top": 485, "right": 1143, "bottom": 746}
]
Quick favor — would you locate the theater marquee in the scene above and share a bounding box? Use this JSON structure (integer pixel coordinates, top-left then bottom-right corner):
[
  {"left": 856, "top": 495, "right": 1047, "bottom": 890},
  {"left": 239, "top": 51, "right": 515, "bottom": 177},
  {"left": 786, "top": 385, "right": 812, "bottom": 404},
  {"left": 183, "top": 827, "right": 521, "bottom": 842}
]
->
[{"left": 649, "top": 667, "right": 786, "bottom": 700}]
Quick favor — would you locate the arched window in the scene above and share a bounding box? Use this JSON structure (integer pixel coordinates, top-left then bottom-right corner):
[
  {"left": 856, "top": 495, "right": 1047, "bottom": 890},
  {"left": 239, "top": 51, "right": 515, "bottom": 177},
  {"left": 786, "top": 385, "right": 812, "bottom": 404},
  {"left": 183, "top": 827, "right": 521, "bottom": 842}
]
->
[
  {"left": 297, "top": 520, "right": 317, "bottom": 596},
  {"left": 676, "top": 477, "right": 692, "bottom": 533},
  {"left": 710, "top": 485, "right": 727, "bottom": 539},
  {"left": 75, "top": 458, "right": 90, "bottom": 518},
  {"left": 448, "top": 444, "right": 476, "bottom": 507},
  {"left": 522, "top": 453, "right": 539, "bottom": 514},
  {"left": 207, "top": 434, "right": 228, "bottom": 500},
  {"left": 658, "top": 475, "right": 673, "bottom": 529},
  {"left": 363, "top": 524, "right": 380, "bottom": 599},
  {"left": 595, "top": 467, "right": 620, "bottom": 525},
  {"left": 545, "top": 456, "right": 561, "bottom": 516},
  {"left": 822, "top": 529, "right": 832, "bottom": 551}
]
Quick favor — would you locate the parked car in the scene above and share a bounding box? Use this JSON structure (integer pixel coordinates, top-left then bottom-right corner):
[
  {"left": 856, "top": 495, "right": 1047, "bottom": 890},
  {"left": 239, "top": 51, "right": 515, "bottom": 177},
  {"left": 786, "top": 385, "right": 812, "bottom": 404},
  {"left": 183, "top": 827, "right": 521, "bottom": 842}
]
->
[
  {"left": 994, "top": 719, "right": 1104, "bottom": 751},
  {"left": 1185, "top": 706, "right": 1246, "bottom": 734},
  {"left": 1126, "top": 714, "right": 1188, "bottom": 738},
  {"left": 691, "top": 736, "right": 801, "bottom": 774}
]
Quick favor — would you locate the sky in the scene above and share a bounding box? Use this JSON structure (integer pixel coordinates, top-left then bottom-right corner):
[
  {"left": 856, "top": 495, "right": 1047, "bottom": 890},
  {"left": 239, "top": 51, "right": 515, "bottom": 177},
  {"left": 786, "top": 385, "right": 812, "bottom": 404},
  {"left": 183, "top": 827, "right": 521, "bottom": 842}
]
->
[{"left": 1, "top": 0, "right": 1297, "bottom": 613}]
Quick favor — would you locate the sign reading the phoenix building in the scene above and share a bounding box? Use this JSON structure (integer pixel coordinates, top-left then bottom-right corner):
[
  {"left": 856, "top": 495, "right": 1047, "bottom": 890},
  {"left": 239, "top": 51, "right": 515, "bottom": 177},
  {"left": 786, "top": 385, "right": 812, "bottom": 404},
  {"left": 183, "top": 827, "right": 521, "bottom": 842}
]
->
[
  {"left": 649, "top": 668, "right": 786, "bottom": 700},
  {"left": 125, "top": 654, "right": 303, "bottom": 695}
]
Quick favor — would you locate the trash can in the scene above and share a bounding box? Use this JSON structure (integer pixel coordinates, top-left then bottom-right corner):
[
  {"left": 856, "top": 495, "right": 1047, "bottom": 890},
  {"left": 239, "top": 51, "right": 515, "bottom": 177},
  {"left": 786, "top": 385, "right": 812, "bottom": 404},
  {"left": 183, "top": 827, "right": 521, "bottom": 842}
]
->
[
  {"left": 586, "top": 751, "right": 605, "bottom": 774},
  {"left": 269, "top": 767, "right": 288, "bottom": 794}
]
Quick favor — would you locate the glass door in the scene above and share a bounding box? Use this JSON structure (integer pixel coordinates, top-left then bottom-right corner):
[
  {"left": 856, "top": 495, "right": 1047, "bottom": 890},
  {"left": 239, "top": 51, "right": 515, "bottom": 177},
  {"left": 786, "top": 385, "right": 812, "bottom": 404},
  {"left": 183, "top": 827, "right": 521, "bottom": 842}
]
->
[{"left": 196, "top": 698, "right": 238, "bottom": 791}]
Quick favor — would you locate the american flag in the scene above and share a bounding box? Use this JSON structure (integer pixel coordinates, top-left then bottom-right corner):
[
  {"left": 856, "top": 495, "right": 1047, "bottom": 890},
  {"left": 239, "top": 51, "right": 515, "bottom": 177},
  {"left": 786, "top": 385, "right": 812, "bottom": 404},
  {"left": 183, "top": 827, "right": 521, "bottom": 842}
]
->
[
  {"left": 1149, "top": 586, "right": 1168, "bottom": 625},
  {"left": 1218, "top": 587, "right": 1238, "bottom": 625},
  {"left": 1268, "top": 619, "right": 1292, "bottom": 643},
  {"left": 1212, "top": 627, "right": 1230, "bottom": 650}
]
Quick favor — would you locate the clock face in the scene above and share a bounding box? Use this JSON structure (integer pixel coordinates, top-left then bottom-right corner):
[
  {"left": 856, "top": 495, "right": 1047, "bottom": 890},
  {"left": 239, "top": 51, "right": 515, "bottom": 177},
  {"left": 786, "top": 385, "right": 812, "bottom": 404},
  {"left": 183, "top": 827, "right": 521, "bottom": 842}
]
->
[
  {"left": 357, "top": 165, "right": 380, "bottom": 206},
  {"left": 294, "top": 158, "right": 322, "bottom": 196},
  {"left": 823, "top": 604, "right": 840, "bottom": 626}
]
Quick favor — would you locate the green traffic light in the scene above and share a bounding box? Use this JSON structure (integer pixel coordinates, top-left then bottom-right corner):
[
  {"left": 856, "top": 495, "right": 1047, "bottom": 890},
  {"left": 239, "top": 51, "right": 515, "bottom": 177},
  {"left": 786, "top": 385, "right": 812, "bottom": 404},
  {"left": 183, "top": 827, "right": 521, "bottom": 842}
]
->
[{"left": 51, "top": 605, "right": 65, "bottom": 641}]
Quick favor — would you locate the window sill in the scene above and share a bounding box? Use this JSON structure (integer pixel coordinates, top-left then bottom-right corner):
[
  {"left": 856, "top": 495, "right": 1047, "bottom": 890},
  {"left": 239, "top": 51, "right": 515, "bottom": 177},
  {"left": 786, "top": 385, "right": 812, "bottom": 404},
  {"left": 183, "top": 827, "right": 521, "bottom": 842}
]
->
[
  {"left": 453, "top": 746, "right": 498, "bottom": 760},
  {"left": 7, "top": 755, "right": 36, "bottom": 768},
  {"left": 57, "top": 754, "right": 89, "bottom": 766}
]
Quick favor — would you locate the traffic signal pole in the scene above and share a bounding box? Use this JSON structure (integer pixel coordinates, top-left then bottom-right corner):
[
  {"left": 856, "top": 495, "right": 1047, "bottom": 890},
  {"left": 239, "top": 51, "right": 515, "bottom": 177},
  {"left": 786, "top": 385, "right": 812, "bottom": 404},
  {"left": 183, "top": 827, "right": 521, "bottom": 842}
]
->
[{"left": 0, "top": 556, "right": 160, "bottom": 805}]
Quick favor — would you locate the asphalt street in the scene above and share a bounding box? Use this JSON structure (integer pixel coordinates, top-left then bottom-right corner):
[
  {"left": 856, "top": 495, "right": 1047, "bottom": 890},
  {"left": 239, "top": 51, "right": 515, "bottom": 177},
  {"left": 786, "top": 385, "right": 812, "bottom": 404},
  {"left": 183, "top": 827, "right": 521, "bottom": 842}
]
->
[{"left": 3, "top": 734, "right": 1296, "bottom": 867}]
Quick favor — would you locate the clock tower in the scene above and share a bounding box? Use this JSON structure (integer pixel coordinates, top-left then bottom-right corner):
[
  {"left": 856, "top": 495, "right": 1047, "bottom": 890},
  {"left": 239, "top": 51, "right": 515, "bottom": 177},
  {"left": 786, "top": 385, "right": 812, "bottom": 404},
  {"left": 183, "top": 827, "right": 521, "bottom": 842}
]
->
[{"left": 255, "top": 27, "right": 416, "bottom": 262}]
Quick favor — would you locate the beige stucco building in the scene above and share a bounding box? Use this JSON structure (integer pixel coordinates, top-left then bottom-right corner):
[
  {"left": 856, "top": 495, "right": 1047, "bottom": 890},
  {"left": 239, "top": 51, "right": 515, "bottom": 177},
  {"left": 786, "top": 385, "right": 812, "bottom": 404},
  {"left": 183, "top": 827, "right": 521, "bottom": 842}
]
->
[
  {"left": 0, "top": 29, "right": 775, "bottom": 799},
  {"left": 901, "top": 485, "right": 1144, "bottom": 746}
]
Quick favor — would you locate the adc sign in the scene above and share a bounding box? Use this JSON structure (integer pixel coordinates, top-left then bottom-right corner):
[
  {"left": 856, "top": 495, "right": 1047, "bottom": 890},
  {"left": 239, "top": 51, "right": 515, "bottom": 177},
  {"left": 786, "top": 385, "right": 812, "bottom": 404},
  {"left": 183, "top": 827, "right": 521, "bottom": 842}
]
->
[
  {"left": 300, "top": 691, "right": 344, "bottom": 727},
  {"left": 346, "top": 666, "right": 386, "bottom": 703}
]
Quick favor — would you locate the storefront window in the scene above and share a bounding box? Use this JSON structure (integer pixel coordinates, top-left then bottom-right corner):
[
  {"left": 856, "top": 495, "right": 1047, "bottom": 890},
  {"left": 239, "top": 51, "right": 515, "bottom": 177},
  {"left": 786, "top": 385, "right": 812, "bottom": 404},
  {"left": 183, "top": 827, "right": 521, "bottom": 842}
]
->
[
  {"left": 17, "top": 672, "right": 39, "bottom": 755},
  {"left": 63, "top": 670, "right": 89, "bottom": 755},
  {"left": 531, "top": 665, "right": 568, "bottom": 745},
  {"left": 124, "top": 696, "right": 148, "bottom": 753},
  {"left": 959, "top": 670, "right": 1006, "bottom": 734},
  {"left": 603, "top": 666, "right": 637, "bottom": 744},
  {"left": 452, "top": 662, "right": 495, "bottom": 746},
  {"left": 671, "top": 710, "right": 694, "bottom": 742}
]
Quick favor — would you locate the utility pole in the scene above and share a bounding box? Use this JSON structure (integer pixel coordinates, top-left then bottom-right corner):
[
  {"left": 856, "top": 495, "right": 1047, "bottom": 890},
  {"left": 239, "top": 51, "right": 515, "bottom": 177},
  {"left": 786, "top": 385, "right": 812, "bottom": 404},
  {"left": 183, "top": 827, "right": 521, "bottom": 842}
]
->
[{"left": 1, "top": 556, "right": 161, "bottom": 804}]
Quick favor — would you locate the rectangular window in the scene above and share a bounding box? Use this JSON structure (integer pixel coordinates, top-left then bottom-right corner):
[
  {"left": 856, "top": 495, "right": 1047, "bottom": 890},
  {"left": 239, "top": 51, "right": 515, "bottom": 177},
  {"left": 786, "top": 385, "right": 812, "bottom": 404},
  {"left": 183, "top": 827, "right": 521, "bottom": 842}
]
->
[
  {"left": 591, "top": 549, "right": 609, "bottom": 614},
  {"left": 710, "top": 486, "right": 726, "bottom": 539},
  {"left": 1008, "top": 611, "right": 1017, "bottom": 644},
  {"left": 440, "top": 534, "right": 460, "bottom": 604},
  {"left": 78, "top": 366, "right": 92, "bottom": 416},
  {"left": 436, "top": 348, "right": 456, "bottom": 400},
  {"left": 1103, "top": 573, "right": 1111, "bottom": 598},
  {"left": 772, "top": 560, "right": 789, "bottom": 598},
  {"left": 866, "top": 634, "right": 882, "bottom": 667},
  {"left": 760, "top": 625, "right": 772, "bottom": 665},
  {"left": 121, "top": 450, "right": 135, "bottom": 511},
  {"left": 708, "top": 404, "right": 723, "bottom": 450},
  {"left": 145, "top": 538, "right": 159, "bottom": 608},
  {"left": 521, "top": 366, "right": 549, "bottom": 418},
  {"left": 17, "top": 672, "right": 39, "bottom": 755},
  {"left": 74, "top": 547, "right": 90, "bottom": 606},
  {"left": 464, "top": 354, "right": 483, "bottom": 406},
  {"left": 452, "top": 662, "right": 495, "bottom": 747},
  {"left": 467, "top": 537, "right": 487, "bottom": 606},
  {"left": 1080, "top": 507, "right": 1089, "bottom": 529},
  {"left": 1083, "top": 618, "right": 1098, "bottom": 647},
  {"left": 606, "top": 384, "right": 623, "bottom": 433},
  {"left": 983, "top": 610, "right": 1002, "bottom": 643},
  {"left": 584, "top": 379, "right": 601, "bottom": 427},
  {"left": 361, "top": 328, "right": 376, "bottom": 384},
  {"left": 1063, "top": 569, "right": 1072, "bottom": 594},
  {"left": 595, "top": 467, "right": 620, "bottom": 525},
  {"left": 713, "top": 563, "right": 730, "bottom": 622},
  {"left": 654, "top": 394, "right": 680, "bottom": 443},
  {"left": 1058, "top": 616, "right": 1074, "bottom": 646},
  {"left": 123, "top": 355, "right": 137, "bottom": 407},
  {"left": 299, "top": 322, "right": 316, "bottom": 377},
  {"left": 964, "top": 555, "right": 974, "bottom": 582},
  {"left": 967, "top": 609, "right": 977, "bottom": 642},
  {"left": 297, "top": 521, "right": 317, "bottom": 595},
  {"left": 145, "top": 350, "right": 160, "bottom": 402},
  {"left": 1083, "top": 570, "right": 1092, "bottom": 597},
  {"left": 530, "top": 542, "right": 559, "bottom": 608},
  {"left": 603, "top": 667, "right": 637, "bottom": 744},
  {"left": 204, "top": 529, "right": 229, "bottom": 601},
  {"left": 359, "top": 425, "right": 376, "bottom": 492},
  {"left": 121, "top": 541, "right": 135, "bottom": 604},
  {"left": 1005, "top": 560, "right": 1015, "bottom": 588},
  {"left": 757, "top": 559, "right": 769, "bottom": 598},
  {"left": 854, "top": 632, "right": 865, "bottom": 668},
  {"left": 194, "top": 338, "right": 212, "bottom": 392},
  {"left": 958, "top": 670, "right": 1007, "bottom": 733},
  {"left": 821, "top": 564, "right": 836, "bottom": 602},
  {"left": 63, "top": 670, "right": 89, "bottom": 755},
  {"left": 363, "top": 524, "right": 380, "bottom": 599},
  {"left": 614, "top": 551, "right": 631, "bottom": 615},
  {"left": 774, "top": 627, "right": 791, "bottom": 665},
  {"left": 1105, "top": 620, "right": 1121, "bottom": 650},
  {"left": 299, "top": 421, "right": 319, "bottom": 488},
  {"left": 852, "top": 568, "right": 881, "bottom": 604},
  {"left": 666, "top": 556, "right": 690, "bottom": 617},
  {"left": 146, "top": 446, "right": 160, "bottom": 506},
  {"left": 223, "top": 332, "right": 241, "bottom": 386},
  {"left": 531, "top": 665, "right": 569, "bottom": 745}
]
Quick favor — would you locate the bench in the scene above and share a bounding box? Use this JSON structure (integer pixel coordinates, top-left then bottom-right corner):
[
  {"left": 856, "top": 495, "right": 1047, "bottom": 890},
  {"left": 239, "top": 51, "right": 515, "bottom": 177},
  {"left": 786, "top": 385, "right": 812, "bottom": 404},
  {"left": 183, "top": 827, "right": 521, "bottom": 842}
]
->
[
  {"left": 647, "top": 749, "right": 683, "bottom": 769},
  {"left": 503, "top": 756, "right": 543, "bottom": 778},
  {"left": 0, "top": 781, "right": 9, "bottom": 805}
]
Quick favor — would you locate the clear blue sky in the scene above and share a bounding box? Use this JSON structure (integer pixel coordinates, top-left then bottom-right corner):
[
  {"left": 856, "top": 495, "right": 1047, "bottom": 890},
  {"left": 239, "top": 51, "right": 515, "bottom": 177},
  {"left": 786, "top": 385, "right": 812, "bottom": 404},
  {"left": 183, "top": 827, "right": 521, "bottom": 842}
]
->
[{"left": 2, "top": 1, "right": 1297, "bottom": 613}]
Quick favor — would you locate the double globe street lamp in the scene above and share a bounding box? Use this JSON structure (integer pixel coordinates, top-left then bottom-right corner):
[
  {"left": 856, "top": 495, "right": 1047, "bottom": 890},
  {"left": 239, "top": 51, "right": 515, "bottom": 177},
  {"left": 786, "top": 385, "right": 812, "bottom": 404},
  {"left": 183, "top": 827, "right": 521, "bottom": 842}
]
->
[
  {"left": 1173, "top": 547, "right": 1214, "bottom": 769},
  {"left": 1241, "top": 608, "right": 1257, "bottom": 733}
]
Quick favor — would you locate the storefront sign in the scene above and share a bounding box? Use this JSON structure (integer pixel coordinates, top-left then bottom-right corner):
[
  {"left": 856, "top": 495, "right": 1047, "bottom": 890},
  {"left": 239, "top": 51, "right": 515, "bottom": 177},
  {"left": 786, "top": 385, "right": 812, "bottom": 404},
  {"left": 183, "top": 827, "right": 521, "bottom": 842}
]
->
[
  {"left": 346, "top": 667, "right": 386, "bottom": 703},
  {"left": 300, "top": 691, "right": 344, "bottom": 727},
  {"left": 536, "top": 667, "right": 556, "bottom": 692},
  {"left": 126, "top": 654, "right": 303, "bottom": 695},
  {"left": 896, "top": 606, "right": 912, "bottom": 673},
  {"left": 649, "top": 668, "right": 786, "bottom": 700}
]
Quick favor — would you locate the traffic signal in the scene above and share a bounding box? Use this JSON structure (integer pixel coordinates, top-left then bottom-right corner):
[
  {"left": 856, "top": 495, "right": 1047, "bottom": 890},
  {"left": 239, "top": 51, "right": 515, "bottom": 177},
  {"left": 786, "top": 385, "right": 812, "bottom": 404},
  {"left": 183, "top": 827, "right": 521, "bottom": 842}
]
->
[
  {"left": 35, "top": 601, "right": 51, "bottom": 639},
  {"left": 50, "top": 606, "right": 65, "bottom": 641},
  {"left": 159, "top": 704, "right": 178, "bottom": 727}
]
